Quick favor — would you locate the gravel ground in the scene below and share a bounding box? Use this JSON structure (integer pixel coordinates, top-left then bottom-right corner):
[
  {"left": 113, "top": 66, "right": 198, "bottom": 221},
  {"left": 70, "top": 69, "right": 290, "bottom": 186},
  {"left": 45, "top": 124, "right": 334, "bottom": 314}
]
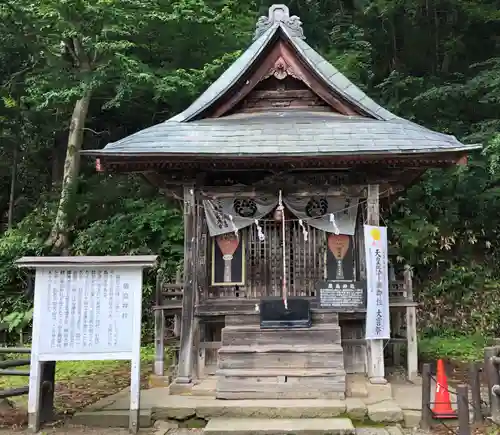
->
[
  {"left": 0, "top": 425, "right": 431, "bottom": 435},
  {"left": 0, "top": 429, "right": 421, "bottom": 435},
  {"left": 0, "top": 426, "right": 153, "bottom": 434},
  {"left": 0, "top": 425, "right": 204, "bottom": 434}
]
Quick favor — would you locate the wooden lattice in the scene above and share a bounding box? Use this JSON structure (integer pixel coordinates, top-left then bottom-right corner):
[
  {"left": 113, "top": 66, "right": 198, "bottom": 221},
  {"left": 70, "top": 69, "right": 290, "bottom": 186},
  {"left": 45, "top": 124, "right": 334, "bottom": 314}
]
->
[{"left": 207, "top": 221, "right": 327, "bottom": 299}]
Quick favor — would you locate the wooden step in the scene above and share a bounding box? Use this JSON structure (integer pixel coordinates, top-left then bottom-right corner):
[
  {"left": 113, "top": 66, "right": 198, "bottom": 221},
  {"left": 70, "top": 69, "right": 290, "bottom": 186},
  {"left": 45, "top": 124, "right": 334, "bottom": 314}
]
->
[
  {"left": 221, "top": 324, "right": 341, "bottom": 346},
  {"left": 204, "top": 417, "right": 355, "bottom": 434},
  {"left": 217, "top": 368, "right": 345, "bottom": 377},
  {"left": 216, "top": 368, "right": 346, "bottom": 400},
  {"left": 225, "top": 311, "right": 339, "bottom": 327},
  {"left": 218, "top": 344, "right": 344, "bottom": 369}
]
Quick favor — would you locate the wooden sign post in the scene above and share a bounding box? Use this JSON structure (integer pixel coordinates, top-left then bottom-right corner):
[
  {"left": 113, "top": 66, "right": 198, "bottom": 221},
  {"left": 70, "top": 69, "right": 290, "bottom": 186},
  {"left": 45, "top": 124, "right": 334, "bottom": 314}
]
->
[{"left": 15, "top": 255, "right": 157, "bottom": 434}]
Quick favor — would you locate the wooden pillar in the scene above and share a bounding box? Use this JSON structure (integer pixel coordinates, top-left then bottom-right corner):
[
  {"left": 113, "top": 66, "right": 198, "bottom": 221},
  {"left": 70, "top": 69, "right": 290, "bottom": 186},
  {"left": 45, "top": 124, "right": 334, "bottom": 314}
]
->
[
  {"left": 173, "top": 267, "right": 182, "bottom": 337},
  {"left": 391, "top": 312, "right": 403, "bottom": 367},
  {"left": 195, "top": 320, "right": 206, "bottom": 379},
  {"left": 195, "top": 203, "right": 208, "bottom": 378},
  {"left": 175, "top": 185, "right": 197, "bottom": 384},
  {"left": 404, "top": 266, "right": 418, "bottom": 382},
  {"left": 484, "top": 347, "right": 500, "bottom": 423},
  {"left": 420, "top": 363, "right": 432, "bottom": 430},
  {"left": 154, "top": 273, "right": 165, "bottom": 376},
  {"left": 366, "top": 184, "right": 387, "bottom": 384}
]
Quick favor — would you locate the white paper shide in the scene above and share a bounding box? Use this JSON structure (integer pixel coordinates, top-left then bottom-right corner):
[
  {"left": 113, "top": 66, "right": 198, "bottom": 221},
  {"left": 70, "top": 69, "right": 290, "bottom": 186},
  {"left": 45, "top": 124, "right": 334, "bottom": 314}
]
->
[{"left": 364, "top": 225, "right": 390, "bottom": 340}]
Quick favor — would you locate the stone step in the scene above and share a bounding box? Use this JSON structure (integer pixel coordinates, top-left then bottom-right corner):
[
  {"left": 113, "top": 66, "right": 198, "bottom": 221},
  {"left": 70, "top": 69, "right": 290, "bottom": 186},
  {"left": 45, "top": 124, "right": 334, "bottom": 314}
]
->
[
  {"left": 217, "top": 368, "right": 346, "bottom": 377},
  {"left": 204, "top": 417, "right": 355, "bottom": 434},
  {"left": 216, "top": 383, "right": 345, "bottom": 400},
  {"left": 221, "top": 324, "right": 341, "bottom": 347},
  {"left": 225, "top": 311, "right": 339, "bottom": 327},
  {"left": 219, "top": 344, "right": 344, "bottom": 369},
  {"left": 191, "top": 377, "right": 217, "bottom": 396},
  {"left": 216, "top": 368, "right": 346, "bottom": 400}
]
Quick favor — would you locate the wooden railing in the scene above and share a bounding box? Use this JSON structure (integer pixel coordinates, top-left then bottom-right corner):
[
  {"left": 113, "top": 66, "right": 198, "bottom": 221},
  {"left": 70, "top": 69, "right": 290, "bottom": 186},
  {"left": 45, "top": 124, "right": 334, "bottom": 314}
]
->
[
  {"left": 0, "top": 347, "right": 55, "bottom": 425},
  {"left": 0, "top": 347, "right": 30, "bottom": 399},
  {"left": 153, "top": 269, "right": 183, "bottom": 376},
  {"left": 152, "top": 265, "right": 417, "bottom": 379}
]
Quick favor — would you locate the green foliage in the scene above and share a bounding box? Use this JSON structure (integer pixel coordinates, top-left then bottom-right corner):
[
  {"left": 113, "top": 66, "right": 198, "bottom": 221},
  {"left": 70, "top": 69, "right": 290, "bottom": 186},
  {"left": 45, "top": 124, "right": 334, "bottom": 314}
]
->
[
  {"left": 419, "top": 334, "right": 490, "bottom": 363},
  {"left": 0, "top": 309, "right": 33, "bottom": 334}
]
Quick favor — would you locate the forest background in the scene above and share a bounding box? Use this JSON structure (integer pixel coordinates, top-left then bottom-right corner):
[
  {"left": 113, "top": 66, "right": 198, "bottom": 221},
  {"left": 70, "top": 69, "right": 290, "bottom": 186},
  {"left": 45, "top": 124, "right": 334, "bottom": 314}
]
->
[{"left": 1, "top": 0, "right": 499, "bottom": 347}]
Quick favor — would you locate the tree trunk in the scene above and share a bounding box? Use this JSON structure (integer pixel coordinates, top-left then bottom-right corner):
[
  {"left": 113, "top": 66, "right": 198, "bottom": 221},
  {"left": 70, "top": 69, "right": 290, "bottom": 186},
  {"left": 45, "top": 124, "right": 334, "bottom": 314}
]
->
[
  {"left": 46, "top": 90, "right": 92, "bottom": 253},
  {"left": 51, "top": 135, "right": 65, "bottom": 190},
  {"left": 7, "top": 143, "right": 18, "bottom": 230}
]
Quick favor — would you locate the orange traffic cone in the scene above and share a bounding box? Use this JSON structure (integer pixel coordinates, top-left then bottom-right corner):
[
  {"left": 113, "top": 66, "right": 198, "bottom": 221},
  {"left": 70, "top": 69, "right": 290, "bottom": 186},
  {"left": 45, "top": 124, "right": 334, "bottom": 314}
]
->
[{"left": 432, "top": 359, "right": 457, "bottom": 419}]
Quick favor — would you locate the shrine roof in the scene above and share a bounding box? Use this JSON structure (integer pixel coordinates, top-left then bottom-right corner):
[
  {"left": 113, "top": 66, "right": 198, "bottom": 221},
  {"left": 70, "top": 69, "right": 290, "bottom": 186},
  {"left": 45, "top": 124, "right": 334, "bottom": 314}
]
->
[
  {"left": 82, "top": 4, "right": 480, "bottom": 162},
  {"left": 85, "top": 110, "right": 478, "bottom": 157}
]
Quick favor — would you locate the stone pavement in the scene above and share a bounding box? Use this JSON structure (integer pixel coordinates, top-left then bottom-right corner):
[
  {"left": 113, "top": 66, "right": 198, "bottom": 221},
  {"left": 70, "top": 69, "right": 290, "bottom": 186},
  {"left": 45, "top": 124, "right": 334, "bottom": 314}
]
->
[
  {"left": 64, "top": 372, "right": 475, "bottom": 435},
  {"left": 153, "top": 424, "right": 430, "bottom": 435},
  {"left": 72, "top": 375, "right": 428, "bottom": 431},
  {"left": 0, "top": 426, "right": 431, "bottom": 435}
]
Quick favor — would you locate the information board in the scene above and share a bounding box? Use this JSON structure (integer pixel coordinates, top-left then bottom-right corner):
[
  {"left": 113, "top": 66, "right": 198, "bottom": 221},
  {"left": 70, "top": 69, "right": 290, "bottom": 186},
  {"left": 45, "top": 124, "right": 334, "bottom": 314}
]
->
[
  {"left": 16, "top": 255, "right": 157, "bottom": 434},
  {"left": 35, "top": 268, "right": 140, "bottom": 360},
  {"left": 316, "top": 280, "right": 366, "bottom": 310}
]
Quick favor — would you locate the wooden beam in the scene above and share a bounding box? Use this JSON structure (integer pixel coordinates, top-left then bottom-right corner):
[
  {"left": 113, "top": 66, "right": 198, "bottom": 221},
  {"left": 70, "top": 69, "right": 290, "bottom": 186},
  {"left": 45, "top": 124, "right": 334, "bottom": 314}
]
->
[
  {"left": 143, "top": 171, "right": 197, "bottom": 186},
  {"left": 153, "top": 273, "right": 165, "bottom": 376},
  {"left": 194, "top": 182, "right": 207, "bottom": 380},
  {"left": 200, "top": 185, "right": 370, "bottom": 198},
  {"left": 366, "top": 184, "right": 387, "bottom": 385},
  {"left": 99, "top": 154, "right": 465, "bottom": 174},
  {"left": 197, "top": 205, "right": 209, "bottom": 302},
  {"left": 404, "top": 266, "right": 418, "bottom": 382},
  {"left": 156, "top": 168, "right": 412, "bottom": 189},
  {"left": 175, "top": 185, "right": 197, "bottom": 385}
]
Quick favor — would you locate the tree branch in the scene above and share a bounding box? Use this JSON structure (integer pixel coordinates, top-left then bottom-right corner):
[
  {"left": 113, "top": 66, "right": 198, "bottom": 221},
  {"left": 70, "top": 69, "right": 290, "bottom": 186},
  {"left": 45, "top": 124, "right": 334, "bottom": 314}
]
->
[
  {"left": 82, "top": 128, "right": 110, "bottom": 135},
  {"left": 72, "top": 37, "right": 91, "bottom": 71}
]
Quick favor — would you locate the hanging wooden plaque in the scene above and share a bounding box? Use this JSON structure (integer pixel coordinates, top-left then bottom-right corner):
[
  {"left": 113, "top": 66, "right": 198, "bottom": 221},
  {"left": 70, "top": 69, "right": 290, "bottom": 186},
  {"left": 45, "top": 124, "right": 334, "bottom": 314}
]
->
[
  {"left": 211, "top": 233, "right": 246, "bottom": 286},
  {"left": 326, "top": 234, "right": 355, "bottom": 281}
]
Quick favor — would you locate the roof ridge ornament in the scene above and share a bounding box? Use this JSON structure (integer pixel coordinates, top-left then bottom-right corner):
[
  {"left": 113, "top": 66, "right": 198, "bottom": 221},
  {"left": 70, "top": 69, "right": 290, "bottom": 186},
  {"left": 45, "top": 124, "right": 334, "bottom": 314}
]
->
[{"left": 254, "top": 4, "right": 305, "bottom": 41}]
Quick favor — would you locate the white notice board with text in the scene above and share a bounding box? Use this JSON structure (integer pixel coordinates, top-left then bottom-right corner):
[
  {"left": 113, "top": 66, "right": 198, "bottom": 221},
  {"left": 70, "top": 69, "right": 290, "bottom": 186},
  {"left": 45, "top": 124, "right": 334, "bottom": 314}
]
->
[
  {"left": 16, "top": 256, "right": 157, "bottom": 434},
  {"left": 34, "top": 267, "right": 140, "bottom": 361}
]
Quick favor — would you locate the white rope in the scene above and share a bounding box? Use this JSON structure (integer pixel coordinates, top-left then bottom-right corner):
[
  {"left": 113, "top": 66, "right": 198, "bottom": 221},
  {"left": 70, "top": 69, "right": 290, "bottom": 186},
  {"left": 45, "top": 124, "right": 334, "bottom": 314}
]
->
[
  {"left": 255, "top": 219, "right": 265, "bottom": 241},
  {"left": 228, "top": 214, "right": 238, "bottom": 238},
  {"left": 298, "top": 219, "right": 308, "bottom": 241},
  {"left": 329, "top": 213, "right": 340, "bottom": 235},
  {"left": 278, "top": 190, "right": 287, "bottom": 310}
]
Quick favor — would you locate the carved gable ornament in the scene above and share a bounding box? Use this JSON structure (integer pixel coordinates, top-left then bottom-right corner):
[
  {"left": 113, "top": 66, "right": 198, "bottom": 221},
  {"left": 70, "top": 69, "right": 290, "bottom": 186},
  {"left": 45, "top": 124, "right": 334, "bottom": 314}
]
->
[
  {"left": 254, "top": 4, "right": 305, "bottom": 41},
  {"left": 263, "top": 56, "right": 300, "bottom": 81}
]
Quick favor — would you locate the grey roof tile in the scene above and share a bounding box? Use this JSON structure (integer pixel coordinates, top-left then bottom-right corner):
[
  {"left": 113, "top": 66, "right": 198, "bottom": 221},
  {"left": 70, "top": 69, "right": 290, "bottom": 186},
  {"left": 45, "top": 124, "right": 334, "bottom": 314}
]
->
[
  {"left": 83, "top": 11, "right": 480, "bottom": 159},
  {"left": 84, "top": 111, "right": 480, "bottom": 157}
]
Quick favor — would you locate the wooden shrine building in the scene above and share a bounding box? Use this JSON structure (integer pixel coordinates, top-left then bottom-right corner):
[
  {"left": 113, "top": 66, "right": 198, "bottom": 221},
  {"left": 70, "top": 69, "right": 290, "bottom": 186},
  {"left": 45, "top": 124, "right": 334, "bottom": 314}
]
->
[{"left": 84, "top": 5, "right": 479, "bottom": 399}]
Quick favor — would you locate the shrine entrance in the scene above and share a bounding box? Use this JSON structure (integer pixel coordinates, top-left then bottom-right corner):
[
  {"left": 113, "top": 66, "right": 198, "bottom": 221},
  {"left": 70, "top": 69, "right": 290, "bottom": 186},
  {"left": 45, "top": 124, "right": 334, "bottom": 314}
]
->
[
  {"left": 204, "top": 190, "right": 359, "bottom": 302},
  {"left": 246, "top": 218, "right": 326, "bottom": 298}
]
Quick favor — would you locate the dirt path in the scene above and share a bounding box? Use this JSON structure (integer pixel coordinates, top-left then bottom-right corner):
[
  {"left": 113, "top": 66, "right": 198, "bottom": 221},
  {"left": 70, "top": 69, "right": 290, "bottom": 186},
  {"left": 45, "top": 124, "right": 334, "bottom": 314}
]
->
[
  {"left": 0, "top": 426, "right": 153, "bottom": 434},
  {"left": 0, "top": 424, "right": 204, "bottom": 434}
]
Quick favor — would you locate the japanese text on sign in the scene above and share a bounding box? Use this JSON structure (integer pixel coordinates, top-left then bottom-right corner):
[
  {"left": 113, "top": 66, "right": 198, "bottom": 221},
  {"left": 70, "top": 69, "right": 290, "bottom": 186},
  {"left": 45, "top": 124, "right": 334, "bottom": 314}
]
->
[
  {"left": 38, "top": 268, "right": 137, "bottom": 357},
  {"left": 364, "top": 225, "right": 390, "bottom": 339},
  {"left": 316, "top": 281, "right": 366, "bottom": 309}
]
